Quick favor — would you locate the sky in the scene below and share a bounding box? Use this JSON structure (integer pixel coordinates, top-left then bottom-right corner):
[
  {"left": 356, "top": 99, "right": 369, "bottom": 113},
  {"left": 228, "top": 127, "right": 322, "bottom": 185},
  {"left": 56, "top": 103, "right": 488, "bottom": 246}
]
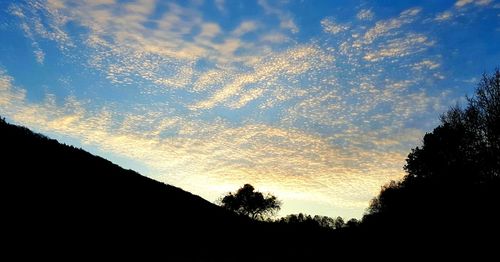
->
[{"left": 0, "top": 0, "right": 499, "bottom": 219}]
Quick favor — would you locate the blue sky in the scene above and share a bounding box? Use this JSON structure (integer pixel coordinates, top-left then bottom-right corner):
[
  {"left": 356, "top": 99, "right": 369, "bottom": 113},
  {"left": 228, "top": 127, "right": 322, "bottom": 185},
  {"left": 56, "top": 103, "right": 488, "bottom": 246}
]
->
[{"left": 1, "top": 0, "right": 499, "bottom": 219}]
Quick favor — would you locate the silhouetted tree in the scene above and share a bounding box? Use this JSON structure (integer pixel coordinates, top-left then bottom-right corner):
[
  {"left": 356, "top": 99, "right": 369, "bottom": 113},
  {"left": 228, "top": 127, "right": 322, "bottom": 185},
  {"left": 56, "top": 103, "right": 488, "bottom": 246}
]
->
[
  {"left": 333, "top": 216, "right": 344, "bottom": 229},
  {"left": 277, "top": 213, "right": 349, "bottom": 231},
  {"left": 363, "top": 69, "right": 500, "bottom": 239},
  {"left": 314, "top": 215, "right": 335, "bottom": 228},
  {"left": 403, "top": 69, "right": 500, "bottom": 186},
  {"left": 219, "top": 184, "right": 281, "bottom": 220},
  {"left": 345, "top": 218, "right": 359, "bottom": 228},
  {"left": 279, "top": 213, "right": 319, "bottom": 228}
]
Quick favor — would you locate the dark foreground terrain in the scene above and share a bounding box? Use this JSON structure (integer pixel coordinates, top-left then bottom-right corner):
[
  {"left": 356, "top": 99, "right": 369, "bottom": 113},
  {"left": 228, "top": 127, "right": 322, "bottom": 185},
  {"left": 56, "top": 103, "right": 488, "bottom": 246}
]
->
[
  {"left": 3, "top": 116, "right": 498, "bottom": 260},
  {"left": 1, "top": 118, "right": 341, "bottom": 260}
]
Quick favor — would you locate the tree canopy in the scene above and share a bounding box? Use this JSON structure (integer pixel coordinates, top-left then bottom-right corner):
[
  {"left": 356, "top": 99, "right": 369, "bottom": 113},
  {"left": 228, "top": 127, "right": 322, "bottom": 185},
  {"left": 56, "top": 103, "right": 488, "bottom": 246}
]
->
[
  {"left": 364, "top": 69, "right": 500, "bottom": 233},
  {"left": 278, "top": 213, "right": 355, "bottom": 230},
  {"left": 219, "top": 184, "right": 281, "bottom": 220}
]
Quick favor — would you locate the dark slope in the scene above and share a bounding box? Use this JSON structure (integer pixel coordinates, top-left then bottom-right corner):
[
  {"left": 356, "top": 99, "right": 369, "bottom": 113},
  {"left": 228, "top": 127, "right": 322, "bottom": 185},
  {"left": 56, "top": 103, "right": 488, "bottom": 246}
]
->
[
  {"left": 0, "top": 118, "right": 258, "bottom": 259},
  {"left": 1, "top": 118, "right": 342, "bottom": 261},
  {"left": 5, "top": 111, "right": 499, "bottom": 260}
]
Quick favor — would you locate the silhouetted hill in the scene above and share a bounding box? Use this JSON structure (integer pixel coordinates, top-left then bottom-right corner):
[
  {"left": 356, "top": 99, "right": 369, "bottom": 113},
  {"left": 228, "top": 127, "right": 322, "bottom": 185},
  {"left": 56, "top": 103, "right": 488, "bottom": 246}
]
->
[
  {"left": 1, "top": 117, "right": 342, "bottom": 261},
  {"left": 0, "top": 117, "right": 263, "bottom": 259}
]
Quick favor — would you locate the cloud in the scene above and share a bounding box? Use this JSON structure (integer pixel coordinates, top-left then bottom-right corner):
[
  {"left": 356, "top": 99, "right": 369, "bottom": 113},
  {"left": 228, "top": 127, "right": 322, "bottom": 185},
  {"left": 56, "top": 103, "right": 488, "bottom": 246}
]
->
[
  {"left": 260, "top": 33, "right": 289, "bottom": 43},
  {"left": 232, "top": 21, "right": 258, "bottom": 36},
  {"left": 3, "top": 1, "right": 467, "bottom": 218},
  {"left": 0, "top": 69, "right": 26, "bottom": 105},
  {"left": 455, "top": 0, "right": 492, "bottom": 8},
  {"left": 34, "top": 49, "right": 45, "bottom": 64},
  {"left": 200, "top": 22, "right": 221, "bottom": 38},
  {"left": 362, "top": 7, "right": 421, "bottom": 45},
  {"left": 258, "top": 0, "right": 299, "bottom": 33},
  {"left": 364, "top": 33, "right": 432, "bottom": 62},
  {"left": 0, "top": 68, "right": 415, "bottom": 214},
  {"left": 279, "top": 18, "right": 299, "bottom": 34},
  {"left": 19, "top": 0, "right": 307, "bottom": 94},
  {"left": 10, "top": 1, "right": 73, "bottom": 54},
  {"left": 432, "top": 0, "right": 492, "bottom": 25},
  {"left": 456, "top": 0, "right": 474, "bottom": 7},
  {"left": 412, "top": 60, "right": 440, "bottom": 70},
  {"left": 321, "top": 6, "right": 435, "bottom": 71},
  {"left": 357, "top": 9, "right": 374, "bottom": 20},
  {"left": 321, "top": 18, "right": 349, "bottom": 34},
  {"left": 475, "top": 0, "right": 493, "bottom": 6},
  {"left": 434, "top": 11, "right": 453, "bottom": 21},
  {"left": 190, "top": 44, "right": 334, "bottom": 110},
  {"left": 9, "top": 5, "right": 45, "bottom": 64},
  {"left": 433, "top": 0, "right": 492, "bottom": 25}
]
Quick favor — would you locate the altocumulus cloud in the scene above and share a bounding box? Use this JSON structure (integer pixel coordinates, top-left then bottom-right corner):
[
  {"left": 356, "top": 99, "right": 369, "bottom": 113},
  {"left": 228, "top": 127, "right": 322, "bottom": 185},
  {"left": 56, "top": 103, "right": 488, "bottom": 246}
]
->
[{"left": 1, "top": 0, "right": 497, "bottom": 218}]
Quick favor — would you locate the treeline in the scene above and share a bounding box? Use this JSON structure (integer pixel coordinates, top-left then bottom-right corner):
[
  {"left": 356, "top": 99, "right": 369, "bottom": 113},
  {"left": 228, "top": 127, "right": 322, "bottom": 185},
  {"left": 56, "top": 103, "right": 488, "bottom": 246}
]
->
[
  {"left": 277, "top": 213, "right": 359, "bottom": 230},
  {"left": 363, "top": 69, "right": 500, "bottom": 229}
]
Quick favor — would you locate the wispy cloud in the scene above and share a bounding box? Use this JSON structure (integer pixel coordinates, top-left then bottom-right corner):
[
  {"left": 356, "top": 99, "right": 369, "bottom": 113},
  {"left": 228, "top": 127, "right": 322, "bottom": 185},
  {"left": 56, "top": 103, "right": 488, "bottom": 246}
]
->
[
  {"left": 20, "top": 0, "right": 307, "bottom": 97},
  {"left": 9, "top": 5, "right": 45, "bottom": 64},
  {"left": 321, "top": 18, "right": 349, "bottom": 34},
  {"left": 364, "top": 33, "right": 433, "bottom": 62},
  {"left": 232, "top": 21, "right": 258, "bottom": 37},
  {"left": 2, "top": 0, "right": 486, "bottom": 218},
  {"left": 455, "top": 0, "right": 492, "bottom": 8},
  {"left": 412, "top": 59, "right": 440, "bottom": 70},
  {"left": 0, "top": 68, "right": 411, "bottom": 213},
  {"left": 456, "top": 0, "right": 474, "bottom": 7},
  {"left": 190, "top": 44, "right": 333, "bottom": 110},
  {"left": 429, "top": 0, "right": 494, "bottom": 27},
  {"left": 0, "top": 69, "right": 26, "bottom": 105},
  {"left": 257, "top": 0, "right": 299, "bottom": 33},
  {"left": 9, "top": 1, "right": 74, "bottom": 64},
  {"left": 434, "top": 11, "right": 453, "bottom": 21},
  {"left": 357, "top": 9, "right": 374, "bottom": 21},
  {"left": 260, "top": 32, "right": 289, "bottom": 43},
  {"left": 362, "top": 7, "right": 421, "bottom": 45}
]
